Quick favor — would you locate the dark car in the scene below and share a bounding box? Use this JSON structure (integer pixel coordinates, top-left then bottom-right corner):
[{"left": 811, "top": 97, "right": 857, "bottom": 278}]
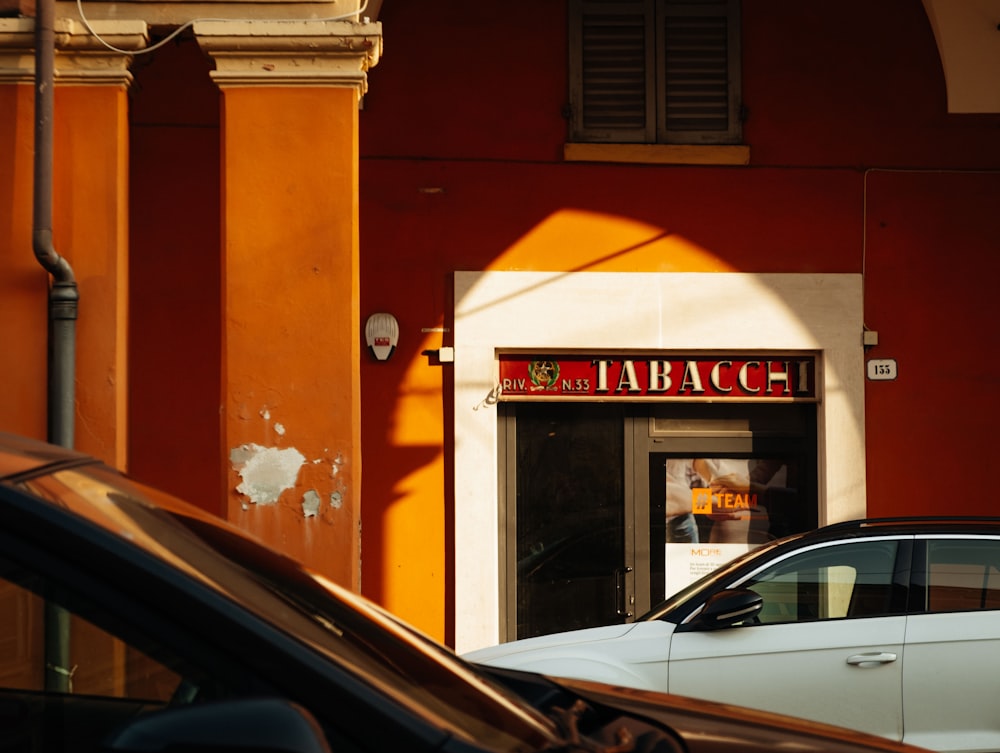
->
[{"left": 0, "top": 432, "right": 925, "bottom": 753}]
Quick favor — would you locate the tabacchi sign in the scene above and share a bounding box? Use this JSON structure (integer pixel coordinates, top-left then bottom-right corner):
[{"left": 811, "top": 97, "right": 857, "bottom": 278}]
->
[{"left": 498, "top": 355, "right": 817, "bottom": 401}]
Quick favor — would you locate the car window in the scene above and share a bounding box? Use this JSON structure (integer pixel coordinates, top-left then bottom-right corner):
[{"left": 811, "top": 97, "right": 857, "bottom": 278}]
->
[
  {"left": 924, "top": 539, "right": 1000, "bottom": 612},
  {"left": 0, "top": 556, "right": 196, "bottom": 752},
  {"left": 739, "top": 540, "right": 899, "bottom": 624},
  {"left": 0, "top": 563, "right": 181, "bottom": 701}
]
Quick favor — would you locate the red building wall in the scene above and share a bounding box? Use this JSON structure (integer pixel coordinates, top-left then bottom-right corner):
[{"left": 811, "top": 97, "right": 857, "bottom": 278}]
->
[
  {"left": 863, "top": 170, "right": 1000, "bottom": 515},
  {"left": 95, "top": 0, "right": 1000, "bottom": 644},
  {"left": 358, "top": 0, "right": 1000, "bottom": 642}
]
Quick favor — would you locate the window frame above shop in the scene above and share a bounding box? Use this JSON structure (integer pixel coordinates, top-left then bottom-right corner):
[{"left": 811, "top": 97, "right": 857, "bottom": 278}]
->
[
  {"left": 568, "top": 0, "right": 743, "bottom": 144},
  {"left": 566, "top": 0, "right": 747, "bottom": 166}
]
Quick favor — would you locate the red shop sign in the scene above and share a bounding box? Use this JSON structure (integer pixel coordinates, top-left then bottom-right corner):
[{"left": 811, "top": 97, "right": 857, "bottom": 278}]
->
[{"left": 498, "top": 354, "right": 817, "bottom": 401}]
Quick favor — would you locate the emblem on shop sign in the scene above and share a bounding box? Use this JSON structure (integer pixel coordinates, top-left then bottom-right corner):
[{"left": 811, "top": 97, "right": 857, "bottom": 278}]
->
[{"left": 528, "top": 360, "right": 560, "bottom": 390}]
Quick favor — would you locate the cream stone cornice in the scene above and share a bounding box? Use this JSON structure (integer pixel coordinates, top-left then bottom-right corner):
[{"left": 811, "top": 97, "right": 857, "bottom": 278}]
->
[
  {"left": 193, "top": 19, "right": 381, "bottom": 90},
  {"left": 0, "top": 17, "right": 147, "bottom": 85}
]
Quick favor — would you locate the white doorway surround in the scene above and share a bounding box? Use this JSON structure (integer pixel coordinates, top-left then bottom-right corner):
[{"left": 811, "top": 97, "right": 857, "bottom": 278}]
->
[{"left": 452, "top": 271, "right": 866, "bottom": 653}]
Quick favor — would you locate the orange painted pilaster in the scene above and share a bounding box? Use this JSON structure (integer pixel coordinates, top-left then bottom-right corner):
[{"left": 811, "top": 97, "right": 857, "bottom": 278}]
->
[
  {"left": 0, "top": 58, "right": 47, "bottom": 439},
  {"left": 53, "top": 25, "right": 143, "bottom": 468},
  {"left": 198, "top": 20, "right": 381, "bottom": 589},
  {"left": 0, "top": 19, "right": 144, "bottom": 466}
]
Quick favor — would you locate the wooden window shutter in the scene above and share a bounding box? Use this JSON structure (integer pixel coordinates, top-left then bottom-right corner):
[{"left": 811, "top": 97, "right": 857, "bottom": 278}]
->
[
  {"left": 569, "top": 1, "right": 656, "bottom": 143},
  {"left": 657, "top": 0, "right": 742, "bottom": 143},
  {"left": 569, "top": 0, "right": 742, "bottom": 145}
]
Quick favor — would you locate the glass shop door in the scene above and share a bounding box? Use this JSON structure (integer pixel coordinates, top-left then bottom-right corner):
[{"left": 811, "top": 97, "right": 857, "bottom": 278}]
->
[
  {"left": 499, "top": 402, "right": 817, "bottom": 641},
  {"left": 500, "top": 402, "right": 631, "bottom": 641}
]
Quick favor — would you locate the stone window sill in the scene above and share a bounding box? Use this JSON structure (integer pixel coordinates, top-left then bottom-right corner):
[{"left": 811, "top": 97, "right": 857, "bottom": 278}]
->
[{"left": 563, "top": 142, "right": 750, "bottom": 166}]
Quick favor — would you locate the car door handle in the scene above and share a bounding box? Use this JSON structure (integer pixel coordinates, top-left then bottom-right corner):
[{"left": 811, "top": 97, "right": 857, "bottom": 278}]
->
[{"left": 846, "top": 652, "right": 898, "bottom": 667}]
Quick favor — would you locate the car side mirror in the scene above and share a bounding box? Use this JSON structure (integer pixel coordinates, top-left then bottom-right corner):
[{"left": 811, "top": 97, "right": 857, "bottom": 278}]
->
[
  {"left": 697, "top": 588, "right": 763, "bottom": 630},
  {"left": 103, "top": 697, "right": 332, "bottom": 753}
]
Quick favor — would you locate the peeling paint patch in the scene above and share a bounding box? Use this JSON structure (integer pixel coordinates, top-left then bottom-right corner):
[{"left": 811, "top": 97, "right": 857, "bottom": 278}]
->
[
  {"left": 260, "top": 409, "right": 270, "bottom": 420},
  {"left": 274, "top": 422, "right": 286, "bottom": 436},
  {"left": 302, "top": 490, "right": 321, "bottom": 517},
  {"left": 330, "top": 490, "right": 343, "bottom": 509},
  {"left": 230, "top": 443, "right": 305, "bottom": 506},
  {"left": 330, "top": 454, "right": 344, "bottom": 477}
]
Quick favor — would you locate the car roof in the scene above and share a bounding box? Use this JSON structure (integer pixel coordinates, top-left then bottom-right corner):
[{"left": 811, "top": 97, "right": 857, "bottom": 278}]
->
[
  {"left": 0, "top": 432, "right": 97, "bottom": 480},
  {"left": 797, "top": 516, "right": 1000, "bottom": 541}
]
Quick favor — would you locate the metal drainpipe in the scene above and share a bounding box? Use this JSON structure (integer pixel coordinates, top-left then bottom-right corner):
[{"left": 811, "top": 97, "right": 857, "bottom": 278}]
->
[
  {"left": 33, "top": 0, "right": 78, "bottom": 448},
  {"left": 33, "top": 0, "right": 78, "bottom": 693}
]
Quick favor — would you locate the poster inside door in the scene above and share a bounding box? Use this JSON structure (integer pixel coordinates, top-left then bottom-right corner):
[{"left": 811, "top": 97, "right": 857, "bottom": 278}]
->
[{"left": 662, "top": 456, "right": 812, "bottom": 597}]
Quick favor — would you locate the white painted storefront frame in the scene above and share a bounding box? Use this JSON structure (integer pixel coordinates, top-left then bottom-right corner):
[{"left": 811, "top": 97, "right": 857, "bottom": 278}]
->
[{"left": 453, "top": 271, "right": 866, "bottom": 653}]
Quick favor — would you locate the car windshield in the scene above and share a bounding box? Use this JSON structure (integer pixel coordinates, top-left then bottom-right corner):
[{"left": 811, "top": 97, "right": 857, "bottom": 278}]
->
[{"left": 22, "top": 462, "right": 561, "bottom": 753}]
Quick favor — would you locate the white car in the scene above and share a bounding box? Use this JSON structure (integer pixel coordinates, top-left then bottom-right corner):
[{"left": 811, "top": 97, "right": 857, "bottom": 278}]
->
[{"left": 466, "top": 518, "right": 1000, "bottom": 753}]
